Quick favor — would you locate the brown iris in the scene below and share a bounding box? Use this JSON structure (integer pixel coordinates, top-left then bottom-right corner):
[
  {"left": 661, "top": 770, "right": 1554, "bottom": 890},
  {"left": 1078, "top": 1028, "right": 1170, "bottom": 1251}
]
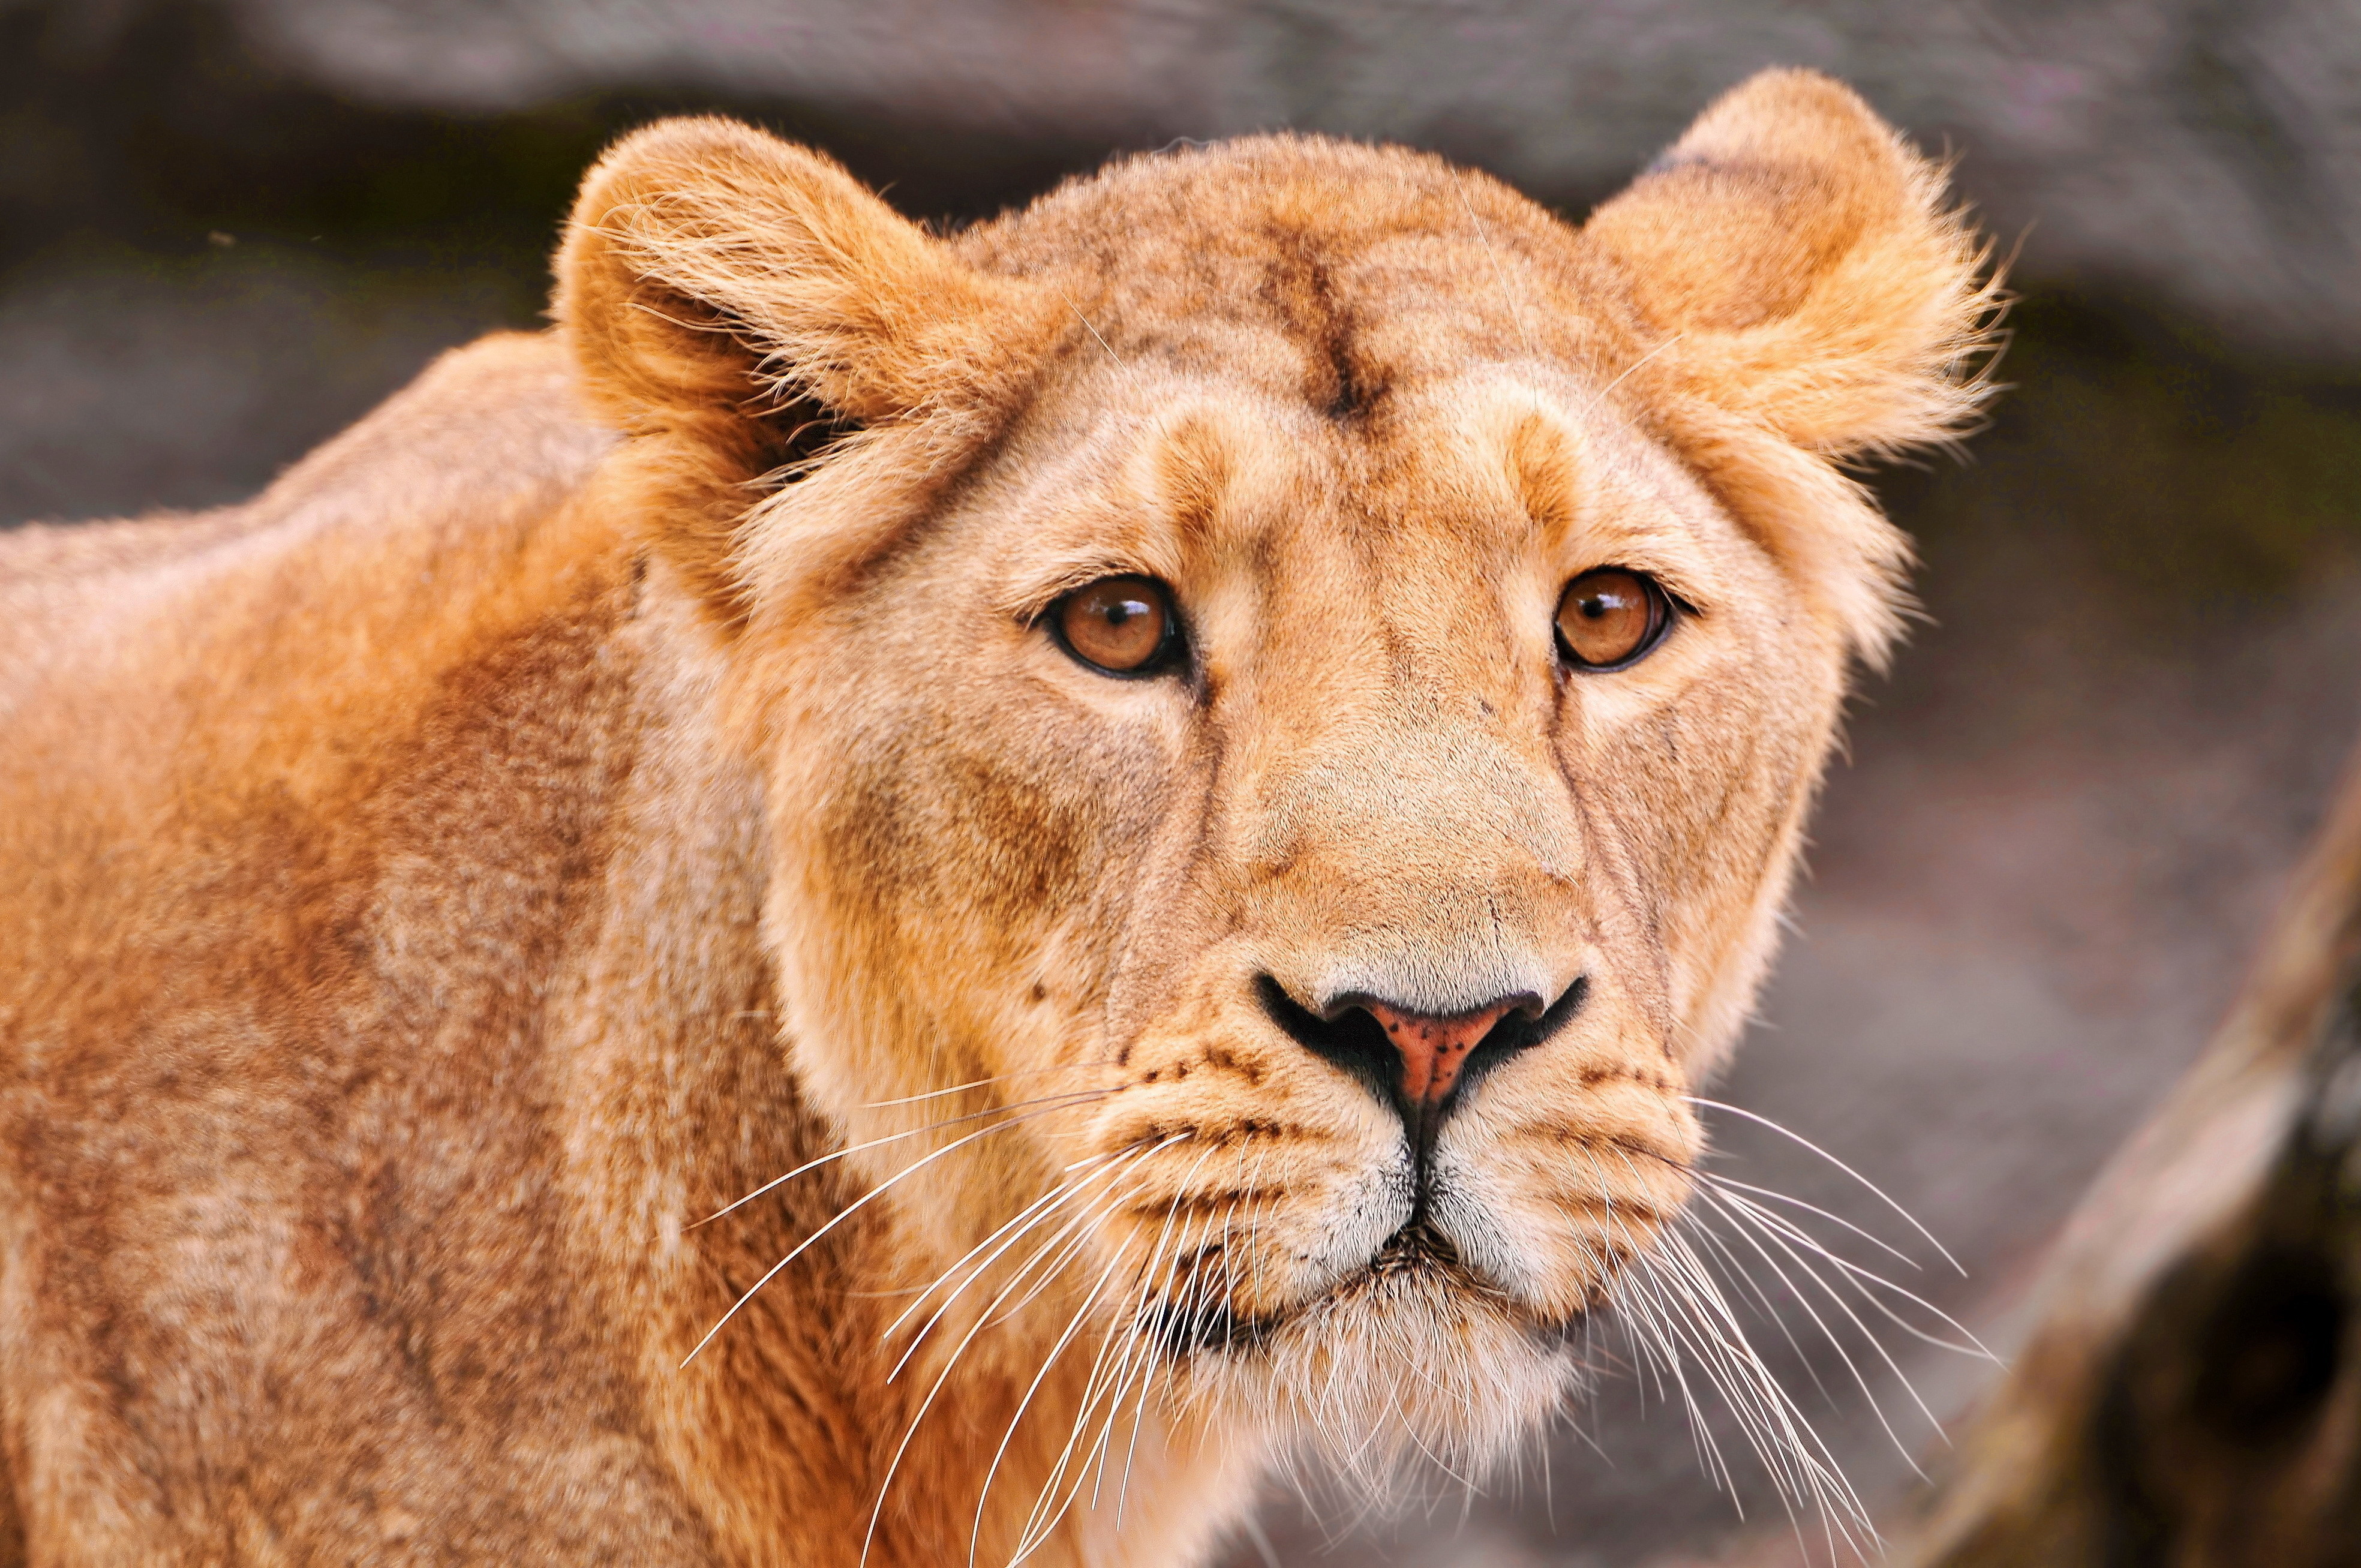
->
[
  {"left": 1055, "top": 575, "right": 1177, "bottom": 675},
  {"left": 1554, "top": 568, "right": 1671, "bottom": 669}
]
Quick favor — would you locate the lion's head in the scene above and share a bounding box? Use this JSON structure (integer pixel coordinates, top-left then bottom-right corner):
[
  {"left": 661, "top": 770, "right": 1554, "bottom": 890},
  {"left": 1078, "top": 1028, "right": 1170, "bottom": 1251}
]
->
[{"left": 557, "top": 68, "right": 1993, "bottom": 1504}]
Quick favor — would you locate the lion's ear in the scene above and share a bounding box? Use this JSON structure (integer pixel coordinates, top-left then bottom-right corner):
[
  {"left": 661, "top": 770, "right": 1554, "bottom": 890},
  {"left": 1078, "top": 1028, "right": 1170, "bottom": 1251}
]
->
[
  {"left": 1582, "top": 70, "right": 1996, "bottom": 456},
  {"left": 555, "top": 117, "right": 1049, "bottom": 613}
]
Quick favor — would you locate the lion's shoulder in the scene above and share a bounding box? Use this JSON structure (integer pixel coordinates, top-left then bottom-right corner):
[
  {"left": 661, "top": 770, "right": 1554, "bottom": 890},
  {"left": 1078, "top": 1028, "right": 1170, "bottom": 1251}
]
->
[
  {"left": 0, "top": 332, "right": 620, "bottom": 700},
  {"left": 0, "top": 329, "right": 640, "bottom": 892},
  {"left": 0, "top": 332, "right": 608, "bottom": 590}
]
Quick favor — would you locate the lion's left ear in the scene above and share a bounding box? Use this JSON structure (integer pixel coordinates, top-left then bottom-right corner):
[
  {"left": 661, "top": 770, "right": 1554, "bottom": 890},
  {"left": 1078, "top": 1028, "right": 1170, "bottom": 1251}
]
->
[{"left": 1582, "top": 69, "right": 1996, "bottom": 457}]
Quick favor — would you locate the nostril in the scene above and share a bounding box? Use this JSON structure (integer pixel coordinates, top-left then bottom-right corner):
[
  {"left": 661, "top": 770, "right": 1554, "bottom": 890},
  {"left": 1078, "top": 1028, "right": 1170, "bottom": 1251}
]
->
[
  {"left": 1252, "top": 974, "right": 1589, "bottom": 1122},
  {"left": 1254, "top": 975, "right": 1398, "bottom": 1107}
]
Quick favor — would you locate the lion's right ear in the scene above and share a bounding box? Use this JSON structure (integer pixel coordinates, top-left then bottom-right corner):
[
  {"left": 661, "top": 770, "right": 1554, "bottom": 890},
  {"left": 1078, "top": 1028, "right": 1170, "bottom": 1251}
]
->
[{"left": 555, "top": 117, "right": 1051, "bottom": 615}]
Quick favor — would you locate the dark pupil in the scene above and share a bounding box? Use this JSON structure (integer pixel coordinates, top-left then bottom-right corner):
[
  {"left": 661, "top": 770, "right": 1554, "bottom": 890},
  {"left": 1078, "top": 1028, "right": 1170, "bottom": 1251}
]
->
[
  {"left": 1578, "top": 594, "right": 1614, "bottom": 620},
  {"left": 1103, "top": 597, "right": 1149, "bottom": 626}
]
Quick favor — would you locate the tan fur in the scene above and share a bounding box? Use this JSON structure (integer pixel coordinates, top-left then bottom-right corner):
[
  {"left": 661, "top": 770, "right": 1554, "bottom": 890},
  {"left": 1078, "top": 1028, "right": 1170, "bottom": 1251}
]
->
[{"left": 0, "top": 70, "right": 1993, "bottom": 1566}]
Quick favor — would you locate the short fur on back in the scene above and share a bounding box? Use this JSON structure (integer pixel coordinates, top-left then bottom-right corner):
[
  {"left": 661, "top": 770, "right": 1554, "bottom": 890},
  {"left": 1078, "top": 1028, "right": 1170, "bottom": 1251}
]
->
[{"left": 0, "top": 70, "right": 1994, "bottom": 1566}]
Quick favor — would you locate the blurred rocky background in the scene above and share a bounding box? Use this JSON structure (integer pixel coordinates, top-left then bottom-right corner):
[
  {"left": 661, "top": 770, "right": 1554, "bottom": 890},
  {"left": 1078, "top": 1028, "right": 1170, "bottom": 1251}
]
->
[{"left": 6, "top": 1, "right": 2359, "bottom": 1563}]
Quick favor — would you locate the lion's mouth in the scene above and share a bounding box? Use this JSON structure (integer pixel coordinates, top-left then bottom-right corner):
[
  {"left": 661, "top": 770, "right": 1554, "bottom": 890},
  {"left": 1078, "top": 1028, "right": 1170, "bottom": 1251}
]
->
[{"left": 1137, "top": 1220, "right": 1501, "bottom": 1360}]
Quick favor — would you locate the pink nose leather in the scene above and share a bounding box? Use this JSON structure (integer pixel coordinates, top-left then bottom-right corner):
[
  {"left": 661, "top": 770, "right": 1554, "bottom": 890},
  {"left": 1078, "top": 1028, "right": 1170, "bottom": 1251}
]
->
[{"left": 1362, "top": 1001, "right": 1519, "bottom": 1109}]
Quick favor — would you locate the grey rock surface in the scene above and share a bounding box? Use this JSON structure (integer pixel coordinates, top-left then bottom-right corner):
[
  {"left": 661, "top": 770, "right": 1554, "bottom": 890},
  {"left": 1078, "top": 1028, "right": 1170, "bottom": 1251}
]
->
[{"left": 182, "top": 0, "right": 2361, "bottom": 355}]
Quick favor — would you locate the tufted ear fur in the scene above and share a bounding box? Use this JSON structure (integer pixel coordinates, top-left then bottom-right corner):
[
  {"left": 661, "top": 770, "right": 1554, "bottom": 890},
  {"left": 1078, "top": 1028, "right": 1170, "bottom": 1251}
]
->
[
  {"left": 555, "top": 116, "right": 1053, "bottom": 617},
  {"left": 1582, "top": 69, "right": 1998, "bottom": 458}
]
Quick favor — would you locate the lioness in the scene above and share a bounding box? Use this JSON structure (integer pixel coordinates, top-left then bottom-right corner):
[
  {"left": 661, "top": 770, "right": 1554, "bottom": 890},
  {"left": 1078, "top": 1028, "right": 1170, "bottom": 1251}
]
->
[{"left": 0, "top": 69, "right": 1991, "bottom": 1566}]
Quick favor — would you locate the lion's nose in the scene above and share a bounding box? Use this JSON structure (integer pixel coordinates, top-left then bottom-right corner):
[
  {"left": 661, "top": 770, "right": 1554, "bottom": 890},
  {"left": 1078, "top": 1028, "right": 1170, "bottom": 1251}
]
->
[
  {"left": 1252, "top": 975, "right": 1585, "bottom": 1128},
  {"left": 1357, "top": 1000, "right": 1516, "bottom": 1109}
]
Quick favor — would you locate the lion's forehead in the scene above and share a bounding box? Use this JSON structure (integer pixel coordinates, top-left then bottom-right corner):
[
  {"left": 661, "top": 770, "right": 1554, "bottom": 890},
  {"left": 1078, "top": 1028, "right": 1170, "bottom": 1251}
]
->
[{"left": 960, "top": 135, "right": 1623, "bottom": 405}]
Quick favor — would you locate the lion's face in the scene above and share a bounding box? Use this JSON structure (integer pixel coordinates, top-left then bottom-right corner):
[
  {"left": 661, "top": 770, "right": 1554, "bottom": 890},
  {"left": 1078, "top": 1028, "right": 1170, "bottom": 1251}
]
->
[
  {"left": 559, "top": 76, "right": 1991, "bottom": 1483},
  {"left": 774, "top": 364, "right": 1821, "bottom": 1458}
]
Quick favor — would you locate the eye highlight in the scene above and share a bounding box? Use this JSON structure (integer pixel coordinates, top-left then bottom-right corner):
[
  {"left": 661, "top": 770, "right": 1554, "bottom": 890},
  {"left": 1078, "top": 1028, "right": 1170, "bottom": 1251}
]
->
[
  {"left": 1554, "top": 568, "right": 1672, "bottom": 671},
  {"left": 1053, "top": 575, "right": 1181, "bottom": 676}
]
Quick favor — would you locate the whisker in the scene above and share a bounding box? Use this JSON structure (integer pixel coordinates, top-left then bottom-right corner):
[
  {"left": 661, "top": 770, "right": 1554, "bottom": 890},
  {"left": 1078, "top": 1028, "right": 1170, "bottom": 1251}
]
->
[
  {"left": 989, "top": 1134, "right": 1213, "bottom": 1338},
  {"left": 1637, "top": 1160, "right": 1872, "bottom": 1534},
  {"left": 1689, "top": 1183, "right": 1935, "bottom": 1481},
  {"left": 1614, "top": 1258, "right": 1744, "bottom": 1501},
  {"left": 1583, "top": 1149, "right": 1749, "bottom": 1498},
  {"left": 1453, "top": 181, "right": 1537, "bottom": 374},
  {"left": 1120, "top": 1141, "right": 1258, "bottom": 1524},
  {"left": 884, "top": 1143, "right": 1151, "bottom": 1379},
  {"left": 1707, "top": 1184, "right": 1993, "bottom": 1360},
  {"left": 970, "top": 1229, "right": 1142, "bottom": 1567},
  {"left": 990, "top": 1137, "right": 1224, "bottom": 1567},
  {"left": 1654, "top": 1225, "right": 1858, "bottom": 1525},
  {"left": 1573, "top": 330, "right": 1689, "bottom": 420},
  {"left": 1682, "top": 1198, "right": 1843, "bottom": 1410},
  {"left": 1031, "top": 1143, "right": 1230, "bottom": 1547},
  {"left": 1684, "top": 1097, "right": 1964, "bottom": 1275},
  {"left": 1089, "top": 1156, "right": 1246, "bottom": 1523},
  {"left": 1695, "top": 1170, "right": 1921, "bottom": 1273},
  {"left": 682, "top": 1101, "right": 1099, "bottom": 1367},
  {"left": 1594, "top": 1146, "right": 1873, "bottom": 1546},
  {"left": 695, "top": 1086, "right": 1110, "bottom": 1229},
  {"left": 1128, "top": 1140, "right": 1269, "bottom": 1521},
  {"left": 859, "top": 1061, "right": 1107, "bottom": 1110},
  {"left": 859, "top": 1143, "right": 1170, "bottom": 1567},
  {"left": 1037, "top": 1224, "right": 1178, "bottom": 1534},
  {"left": 1038, "top": 1254, "right": 1166, "bottom": 1548},
  {"left": 1699, "top": 1181, "right": 1991, "bottom": 1485}
]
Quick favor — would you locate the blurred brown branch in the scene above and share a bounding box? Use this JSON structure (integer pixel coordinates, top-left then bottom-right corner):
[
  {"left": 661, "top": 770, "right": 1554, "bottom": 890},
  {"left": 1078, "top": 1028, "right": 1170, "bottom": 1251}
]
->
[{"left": 1903, "top": 748, "right": 2361, "bottom": 1565}]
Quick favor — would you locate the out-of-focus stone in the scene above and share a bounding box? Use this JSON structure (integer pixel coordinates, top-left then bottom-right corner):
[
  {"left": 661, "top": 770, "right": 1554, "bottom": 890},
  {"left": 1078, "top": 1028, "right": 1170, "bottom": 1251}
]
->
[{"left": 183, "top": 0, "right": 2361, "bottom": 356}]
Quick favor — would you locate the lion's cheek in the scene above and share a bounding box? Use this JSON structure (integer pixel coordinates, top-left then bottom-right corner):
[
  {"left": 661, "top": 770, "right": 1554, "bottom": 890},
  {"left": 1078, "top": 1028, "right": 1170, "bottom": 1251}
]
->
[
  {"left": 777, "top": 692, "right": 1178, "bottom": 1076},
  {"left": 1561, "top": 643, "right": 1833, "bottom": 1064}
]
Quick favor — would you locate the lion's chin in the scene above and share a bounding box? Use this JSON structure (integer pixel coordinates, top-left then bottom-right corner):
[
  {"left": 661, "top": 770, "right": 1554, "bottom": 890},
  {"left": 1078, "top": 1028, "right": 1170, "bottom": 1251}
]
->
[{"left": 1161, "top": 1230, "right": 1583, "bottom": 1492}]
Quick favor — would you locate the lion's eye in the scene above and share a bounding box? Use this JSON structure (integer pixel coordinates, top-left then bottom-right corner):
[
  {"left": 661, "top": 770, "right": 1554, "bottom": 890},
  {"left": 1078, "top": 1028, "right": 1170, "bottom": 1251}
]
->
[
  {"left": 1055, "top": 575, "right": 1178, "bottom": 675},
  {"left": 1554, "top": 569, "right": 1671, "bottom": 670}
]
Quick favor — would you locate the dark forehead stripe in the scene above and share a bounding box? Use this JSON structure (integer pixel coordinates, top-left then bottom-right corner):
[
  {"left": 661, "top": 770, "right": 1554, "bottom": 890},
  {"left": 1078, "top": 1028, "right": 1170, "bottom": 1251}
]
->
[
  {"left": 955, "top": 133, "right": 1579, "bottom": 410},
  {"left": 1257, "top": 228, "right": 1371, "bottom": 420}
]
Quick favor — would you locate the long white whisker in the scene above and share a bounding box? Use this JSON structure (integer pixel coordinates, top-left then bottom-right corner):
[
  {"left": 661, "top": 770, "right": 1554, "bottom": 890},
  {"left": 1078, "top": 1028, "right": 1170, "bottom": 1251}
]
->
[
  {"left": 1026, "top": 1141, "right": 1229, "bottom": 1551},
  {"left": 696, "top": 1088, "right": 1109, "bottom": 1228},
  {"left": 1695, "top": 1171, "right": 1922, "bottom": 1273},
  {"left": 860, "top": 1061, "right": 1106, "bottom": 1110},
  {"left": 1708, "top": 1184, "right": 1993, "bottom": 1360},
  {"left": 1651, "top": 1225, "right": 1846, "bottom": 1519},
  {"left": 1626, "top": 1148, "right": 1869, "bottom": 1534},
  {"left": 1689, "top": 1182, "right": 1933, "bottom": 1481},
  {"left": 1453, "top": 181, "right": 1539, "bottom": 377},
  {"left": 1091, "top": 1151, "right": 1248, "bottom": 1522},
  {"left": 1682, "top": 1197, "right": 1842, "bottom": 1410},
  {"left": 1710, "top": 1179, "right": 1970, "bottom": 1377},
  {"left": 859, "top": 1143, "right": 1172, "bottom": 1567},
  {"left": 882, "top": 1146, "right": 1143, "bottom": 1366},
  {"left": 1701, "top": 1182, "right": 1985, "bottom": 1475},
  {"left": 1613, "top": 1256, "right": 1743, "bottom": 1501},
  {"left": 1684, "top": 1097, "right": 1963, "bottom": 1274},
  {"left": 1123, "top": 1141, "right": 1269, "bottom": 1525},
  {"left": 971, "top": 1228, "right": 1142, "bottom": 1567},
  {"left": 1596, "top": 1146, "right": 1871, "bottom": 1544},
  {"left": 1583, "top": 1148, "right": 1747, "bottom": 1500},
  {"left": 683, "top": 1104, "right": 1097, "bottom": 1367},
  {"left": 1088, "top": 1159, "right": 1243, "bottom": 1521},
  {"left": 1121, "top": 1140, "right": 1257, "bottom": 1525}
]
